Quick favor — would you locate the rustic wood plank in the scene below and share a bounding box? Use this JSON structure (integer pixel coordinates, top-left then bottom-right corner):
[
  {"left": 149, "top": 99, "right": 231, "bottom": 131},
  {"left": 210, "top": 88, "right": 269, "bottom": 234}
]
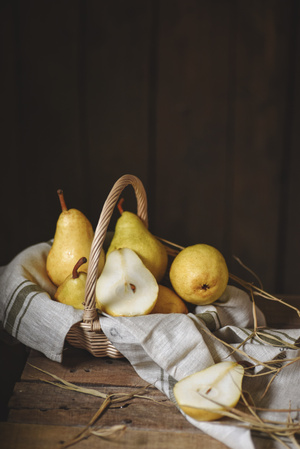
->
[
  {"left": 0, "top": 1, "right": 23, "bottom": 265},
  {"left": 282, "top": 2, "right": 300, "bottom": 295},
  {"left": 1, "top": 0, "right": 300, "bottom": 301},
  {"left": 8, "top": 382, "right": 193, "bottom": 432},
  {"left": 8, "top": 382, "right": 162, "bottom": 412},
  {"left": 0, "top": 422, "right": 231, "bottom": 449},
  {"left": 0, "top": 1, "right": 87, "bottom": 259},
  {"left": 154, "top": 0, "right": 233, "bottom": 253},
  {"left": 0, "top": 341, "right": 28, "bottom": 420},
  {"left": 21, "top": 347, "right": 147, "bottom": 386},
  {"left": 230, "top": 0, "right": 294, "bottom": 291},
  {"left": 82, "top": 0, "right": 153, "bottom": 229},
  {"left": 254, "top": 294, "right": 300, "bottom": 328}
]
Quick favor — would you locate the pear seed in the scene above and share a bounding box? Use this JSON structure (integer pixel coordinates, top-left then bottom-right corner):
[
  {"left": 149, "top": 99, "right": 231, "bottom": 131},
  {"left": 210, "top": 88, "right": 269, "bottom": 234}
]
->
[{"left": 130, "top": 283, "right": 136, "bottom": 293}]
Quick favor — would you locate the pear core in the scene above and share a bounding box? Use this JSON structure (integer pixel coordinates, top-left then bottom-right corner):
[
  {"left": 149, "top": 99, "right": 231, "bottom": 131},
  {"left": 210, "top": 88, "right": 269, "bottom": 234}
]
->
[{"left": 169, "top": 244, "right": 229, "bottom": 305}]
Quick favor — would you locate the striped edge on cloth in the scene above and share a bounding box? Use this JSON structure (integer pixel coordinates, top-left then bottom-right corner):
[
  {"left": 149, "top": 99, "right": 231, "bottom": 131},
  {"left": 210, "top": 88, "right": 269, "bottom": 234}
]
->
[
  {"left": 1, "top": 241, "right": 300, "bottom": 448},
  {"left": 0, "top": 242, "right": 83, "bottom": 362}
]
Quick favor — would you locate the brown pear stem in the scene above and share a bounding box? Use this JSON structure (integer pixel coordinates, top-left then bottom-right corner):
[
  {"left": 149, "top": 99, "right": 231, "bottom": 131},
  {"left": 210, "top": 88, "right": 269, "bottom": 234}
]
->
[
  {"left": 57, "top": 189, "right": 68, "bottom": 212},
  {"left": 117, "top": 197, "right": 125, "bottom": 215},
  {"left": 72, "top": 257, "right": 87, "bottom": 279}
]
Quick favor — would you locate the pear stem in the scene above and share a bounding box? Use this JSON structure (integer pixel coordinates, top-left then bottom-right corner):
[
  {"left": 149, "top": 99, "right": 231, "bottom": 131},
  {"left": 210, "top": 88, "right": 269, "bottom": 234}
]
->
[
  {"left": 57, "top": 189, "right": 68, "bottom": 212},
  {"left": 117, "top": 198, "right": 125, "bottom": 215},
  {"left": 73, "top": 257, "right": 87, "bottom": 279}
]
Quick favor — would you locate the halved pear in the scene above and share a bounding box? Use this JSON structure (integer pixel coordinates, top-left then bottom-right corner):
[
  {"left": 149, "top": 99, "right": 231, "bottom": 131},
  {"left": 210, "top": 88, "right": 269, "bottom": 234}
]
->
[
  {"left": 173, "top": 361, "right": 244, "bottom": 421},
  {"left": 95, "top": 248, "right": 159, "bottom": 316}
]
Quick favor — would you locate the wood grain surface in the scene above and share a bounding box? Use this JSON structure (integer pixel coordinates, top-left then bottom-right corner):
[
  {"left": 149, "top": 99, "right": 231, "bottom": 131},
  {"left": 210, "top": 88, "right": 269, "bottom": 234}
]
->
[
  {"left": 2, "top": 347, "right": 231, "bottom": 449},
  {"left": 1, "top": 0, "right": 300, "bottom": 295}
]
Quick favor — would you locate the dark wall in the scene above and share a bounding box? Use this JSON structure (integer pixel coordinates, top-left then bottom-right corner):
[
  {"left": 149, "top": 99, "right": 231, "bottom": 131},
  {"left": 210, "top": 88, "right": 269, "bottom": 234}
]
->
[{"left": 1, "top": 0, "right": 300, "bottom": 294}]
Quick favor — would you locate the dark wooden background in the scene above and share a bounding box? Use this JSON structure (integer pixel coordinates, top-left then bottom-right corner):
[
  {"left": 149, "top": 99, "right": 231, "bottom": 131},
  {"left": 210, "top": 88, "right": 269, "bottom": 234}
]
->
[{"left": 1, "top": 0, "right": 300, "bottom": 295}]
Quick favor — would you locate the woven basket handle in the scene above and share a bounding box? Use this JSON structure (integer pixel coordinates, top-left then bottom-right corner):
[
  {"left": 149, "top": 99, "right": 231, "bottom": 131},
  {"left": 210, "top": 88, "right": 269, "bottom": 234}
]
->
[{"left": 83, "top": 174, "right": 148, "bottom": 325}]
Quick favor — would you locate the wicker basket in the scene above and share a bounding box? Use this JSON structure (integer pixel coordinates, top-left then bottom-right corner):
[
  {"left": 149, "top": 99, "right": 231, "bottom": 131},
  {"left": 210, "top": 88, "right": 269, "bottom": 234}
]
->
[{"left": 66, "top": 174, "right": 177, "bottom": 358}]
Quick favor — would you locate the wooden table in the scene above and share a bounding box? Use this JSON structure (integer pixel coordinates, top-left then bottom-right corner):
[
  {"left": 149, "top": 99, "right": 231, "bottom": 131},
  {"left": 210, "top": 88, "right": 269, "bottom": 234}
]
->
[{"left": 1, "top": 295, "right": 300, "bottom": 449}]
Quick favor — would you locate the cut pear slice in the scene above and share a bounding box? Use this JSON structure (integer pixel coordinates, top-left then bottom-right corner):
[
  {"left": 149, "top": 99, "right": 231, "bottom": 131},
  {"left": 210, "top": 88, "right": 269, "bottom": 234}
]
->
[
  {"left": 95, "top": 248, "right": 159, "bottom": 317},
  {"left": 173, "top": 361, "right": 244, "bottom": 421}
]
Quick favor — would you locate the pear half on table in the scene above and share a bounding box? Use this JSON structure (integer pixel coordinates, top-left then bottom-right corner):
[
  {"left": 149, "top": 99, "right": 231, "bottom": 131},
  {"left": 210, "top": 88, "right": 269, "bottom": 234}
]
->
[
  {"left": 95, "top": 248, "right": 159, "bottom": 317},
  {"left": 173, "top": 361, "right": 244, "bottom": 421}
]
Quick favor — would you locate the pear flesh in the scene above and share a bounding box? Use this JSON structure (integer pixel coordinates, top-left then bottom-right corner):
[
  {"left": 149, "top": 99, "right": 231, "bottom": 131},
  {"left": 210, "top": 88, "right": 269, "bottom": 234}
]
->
[
  {"left": 107, "top": 211, "right": 168, "bottom": 283},
  {"left": 173, "top": 361, "right": 244, "bottom": 421},
  {"left": 96, "top": 248, "right": 159, "bottom": 317},
  {"left": 151, "top": 285, "right": 188, "bottom": 314},
  {"left": 169, "top": 244, "right": 229, "bottom": 305}
]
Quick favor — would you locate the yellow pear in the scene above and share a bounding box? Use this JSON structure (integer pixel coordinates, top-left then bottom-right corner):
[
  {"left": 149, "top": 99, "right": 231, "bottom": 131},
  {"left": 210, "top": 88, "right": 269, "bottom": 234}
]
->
[
  {"left": 169, "top": 244, "right": 228, "bottom": 305},
  {"left": 173, "top": 361, "right": 244, "bottom": 421},
  {"left": 54, "top": 257, "right": 87, "bottom": 309},
  {"left": 107, "top": 199, "right": 168, "bottom": 282},
  {"left": 151, "top": 285, "right": 188, "bottom": 314},
  {"left": 46, "top": 189, "right": 105, "bottom": 286}
]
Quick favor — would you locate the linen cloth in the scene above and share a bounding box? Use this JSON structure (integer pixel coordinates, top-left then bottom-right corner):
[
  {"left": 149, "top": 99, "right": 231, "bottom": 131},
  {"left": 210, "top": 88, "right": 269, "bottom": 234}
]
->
[
  {"left": 1, "top": 241, "right": 300, "bottom": 449},
  {"left": 0, "top": 242, "right": 83, "bottom": 360}
]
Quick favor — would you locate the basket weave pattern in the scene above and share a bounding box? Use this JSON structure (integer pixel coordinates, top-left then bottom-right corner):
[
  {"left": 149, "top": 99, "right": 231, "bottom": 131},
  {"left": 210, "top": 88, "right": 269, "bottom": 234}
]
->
[{"left": 66, "top": 174, "right": 152, "bottom": 358}]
